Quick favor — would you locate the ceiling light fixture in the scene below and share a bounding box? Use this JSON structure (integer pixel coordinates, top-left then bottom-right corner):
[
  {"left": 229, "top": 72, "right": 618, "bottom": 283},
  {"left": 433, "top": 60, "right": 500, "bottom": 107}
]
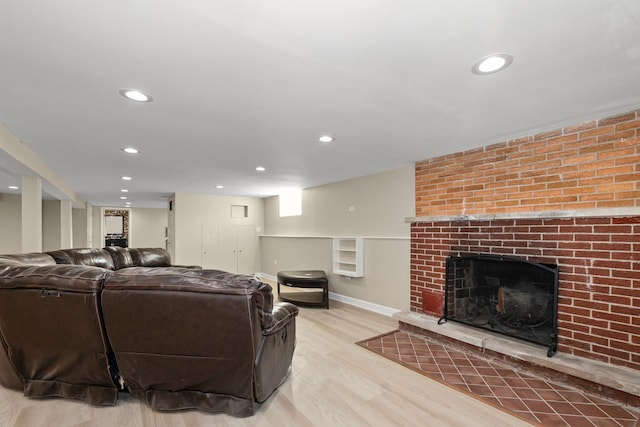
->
[
  {"left": 471, "top": 53, "right": 513, "bottom": 75},
  {"left": 122, "top": 147, "right": 139, "bottom": 154},
  {"left": 216, "top": 185, "right": 224, "bottom": 189},
  {"left": 121, "top": 176, "right": 132, "bottom": 181},
  {"left": 119, "top": 89, "right": 153, "bottom": 102},
  {"left": 255, "top": 166, "right": 266, "bottom": 172},
  {"left": 121, "top": 189, "right": 128, "bottom": 193},
  {"left": 120, "top": 196, "right": 127, "bottom": 200},
  {"left": 318, "top": 135, "right": 334, "bottom": 143},
  {"left": 8, "top": 186, "right": 19, "bottom": 190}
]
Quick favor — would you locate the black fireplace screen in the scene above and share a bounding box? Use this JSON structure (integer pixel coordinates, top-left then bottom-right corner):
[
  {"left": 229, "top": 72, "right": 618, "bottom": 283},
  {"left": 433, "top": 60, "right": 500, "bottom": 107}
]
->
[{"left": 440, "top": 254, "right": 558, "bottom": 357}]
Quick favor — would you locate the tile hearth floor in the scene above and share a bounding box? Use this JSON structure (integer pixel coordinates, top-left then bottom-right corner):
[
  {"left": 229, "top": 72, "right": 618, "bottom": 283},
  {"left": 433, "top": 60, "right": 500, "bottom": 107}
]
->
[{"left": 357, "top": 331, "right": 639, "bottom": 427}]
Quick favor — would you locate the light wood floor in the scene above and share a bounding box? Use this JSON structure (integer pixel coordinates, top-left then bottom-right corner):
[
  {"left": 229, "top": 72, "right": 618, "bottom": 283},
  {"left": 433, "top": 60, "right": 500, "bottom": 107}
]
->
[{"left": 0, "top": 300, "right": 532, "bottom": 427}]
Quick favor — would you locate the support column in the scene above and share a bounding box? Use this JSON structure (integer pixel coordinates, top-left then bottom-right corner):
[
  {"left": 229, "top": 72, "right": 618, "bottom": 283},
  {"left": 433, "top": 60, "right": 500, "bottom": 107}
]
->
[
  {"left": 86, "top": 204, "right": 93, "bottom": 247},
  {"left": 21, "top": 175, "right": 42, "bottom": 253},
  {"left": 60, "top": 199, "right": 73, "bottom": 249}
]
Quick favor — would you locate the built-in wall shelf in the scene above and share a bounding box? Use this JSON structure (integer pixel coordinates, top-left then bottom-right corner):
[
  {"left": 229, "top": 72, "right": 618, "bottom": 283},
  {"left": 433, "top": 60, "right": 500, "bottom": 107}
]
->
[{"left": 332, "top": 237, "right": 363, "bottom": 277}]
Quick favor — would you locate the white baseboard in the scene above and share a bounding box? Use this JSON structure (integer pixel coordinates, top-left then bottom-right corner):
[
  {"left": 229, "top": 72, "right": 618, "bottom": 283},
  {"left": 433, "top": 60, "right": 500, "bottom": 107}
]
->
[
  {"left": 328, "top": 292, "right": 400, "bottom": 317},
  {"left": 256, "top": 272, "right": 399, "bottom": 317},
  {"left": 257, "top": 272, "right": 277, "bottom": 282}
]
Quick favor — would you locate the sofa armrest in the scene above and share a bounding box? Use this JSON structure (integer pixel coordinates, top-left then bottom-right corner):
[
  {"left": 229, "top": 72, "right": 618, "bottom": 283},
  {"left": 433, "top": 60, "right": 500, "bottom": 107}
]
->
[{"left": 262, "top": 302, "right": 299, "bottom": 335}]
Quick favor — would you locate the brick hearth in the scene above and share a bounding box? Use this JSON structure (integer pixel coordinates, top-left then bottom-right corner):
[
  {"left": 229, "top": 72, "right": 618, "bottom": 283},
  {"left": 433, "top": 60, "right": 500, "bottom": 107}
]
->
[{"left": 393, "top": 310, "right": 640, "bottom": 409}]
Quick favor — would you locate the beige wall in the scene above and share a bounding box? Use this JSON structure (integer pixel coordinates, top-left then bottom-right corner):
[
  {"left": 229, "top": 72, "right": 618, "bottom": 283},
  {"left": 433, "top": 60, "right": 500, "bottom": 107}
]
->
[
  {"left": 42, "top": 200, "right": 62, "bottom": 251},
  {"left": 72, "top": 206, "right": 91, "bottom": 248},
  {"left": 169, "top": 193, "right": 264, "bottom": 269},
  {"left": 261, "top": 165, "right": 415, "bottom": 312},
  {"left": 0, "top": 193, "right": 21, "bottom": 253},
  {"left": 91, "top": 207, "right": 168, "bottom": 250},
  {"left": 41, "top": 200, "right": 73, "bottom": 251},
  {"left": 265, "top": 165, "right": 413, "bottom": 237},
  {"left": 91, "top": 206, "right": 102, "bottom": 248},
  {"left": 2, "top": 165, "right": 413, "bottom": 312},
  {"left": 130, "top": 208, "right": 167, "bottom": 248},
  {"left": 1, "top": 195, "right": 84, "bottom": 253}
]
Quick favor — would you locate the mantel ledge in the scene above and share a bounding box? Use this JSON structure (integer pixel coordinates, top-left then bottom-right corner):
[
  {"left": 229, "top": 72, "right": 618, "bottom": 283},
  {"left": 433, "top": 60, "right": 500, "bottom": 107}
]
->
[{"left": 406, "top": 207, "right": 640, "bottom": 223}]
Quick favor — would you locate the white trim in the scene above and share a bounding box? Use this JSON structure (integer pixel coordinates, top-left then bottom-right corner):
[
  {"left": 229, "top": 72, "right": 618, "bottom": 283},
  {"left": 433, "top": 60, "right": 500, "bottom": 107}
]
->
[
  {"left": 259, "top": 235, "right": 409, "bottom": 240},
  {"left": 257, "top": 272, "right": 277, "bottom": 282},
  {"left": 259, "top": 235, "right": 328, "bottom": 239},
  {"left": 328, "top": 292, "right": 400, "bottom": 317},
  {"left": 256, "top": 272, "right": 400, "bottom": 317}
]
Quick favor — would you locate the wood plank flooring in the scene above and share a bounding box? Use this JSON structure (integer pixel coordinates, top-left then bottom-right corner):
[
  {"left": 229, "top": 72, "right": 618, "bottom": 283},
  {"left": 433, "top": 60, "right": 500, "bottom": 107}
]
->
[{"left": 0, "top": 300, "right": 532, "bottom": 426}]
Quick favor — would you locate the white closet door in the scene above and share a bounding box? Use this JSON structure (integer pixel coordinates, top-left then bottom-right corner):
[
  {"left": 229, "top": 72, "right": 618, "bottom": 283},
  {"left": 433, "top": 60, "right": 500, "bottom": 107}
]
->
[
  {"left": 217, "top": 225, "right": 239, "bottom": 273},
  {"left": 236, "top": 225, "right": 257, "bottom": 274}
]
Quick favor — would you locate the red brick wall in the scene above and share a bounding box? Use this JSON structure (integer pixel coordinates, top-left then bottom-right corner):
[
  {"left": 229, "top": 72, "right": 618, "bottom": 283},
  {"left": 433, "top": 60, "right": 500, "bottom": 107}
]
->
[
  {"left": 411, "top": 110, "right": 640, "bottom": 370},
  {"left": 415, "top": 111, "right": 640, "bottom": 217}
]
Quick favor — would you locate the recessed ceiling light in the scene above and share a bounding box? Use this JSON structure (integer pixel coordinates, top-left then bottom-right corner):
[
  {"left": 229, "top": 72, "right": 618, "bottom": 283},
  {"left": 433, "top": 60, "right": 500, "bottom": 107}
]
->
[
  {"left": 125, "top": 202, "right": 132, "bottom": 206},
  {"left": 8, "top": 186, "right": 19, "bottom": 190},
  {"left": 119, "top": 89, "right": 153, "bottom": 102},
  {"left": 122, "top": 147, "right": 139, "bottom": 154},
  {"left": 121, "top": 176, "right": 132, "bottom": 181},
  {"left": 120, "top": 196, "right": 127, "bottom": 200},
  {"left": 471, "top": 53, "right": 513, "bottom": 75},
  {"left": 318, "top": 135, "right": 334, "bottom": 143},
  {"left": 255, "top": 166, "right": 266, "bottom": 172},
  {"left": 121, "top": 189, "right": 128, "bottom": 193},
  {"left": 216, "top": 185, "right": 224, "bottom": 189}
]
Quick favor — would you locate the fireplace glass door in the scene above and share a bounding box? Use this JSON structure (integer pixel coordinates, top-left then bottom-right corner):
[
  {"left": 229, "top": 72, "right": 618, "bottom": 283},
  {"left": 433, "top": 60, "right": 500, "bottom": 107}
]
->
[{"left": 442, "top": 254, "right": 558, "bottom": 356}]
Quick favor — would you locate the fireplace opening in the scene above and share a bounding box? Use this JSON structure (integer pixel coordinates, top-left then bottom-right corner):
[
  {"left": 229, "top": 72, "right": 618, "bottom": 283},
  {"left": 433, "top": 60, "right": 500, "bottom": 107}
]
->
[{"left": 440, "top": 254, "right": 559, "bottom": 357}]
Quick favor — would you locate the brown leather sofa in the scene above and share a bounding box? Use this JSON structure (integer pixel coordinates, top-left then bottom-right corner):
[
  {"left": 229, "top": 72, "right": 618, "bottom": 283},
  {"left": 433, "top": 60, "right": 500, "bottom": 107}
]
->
[{"left": 0, "top": 247, "right": 298, "bottom": 417}]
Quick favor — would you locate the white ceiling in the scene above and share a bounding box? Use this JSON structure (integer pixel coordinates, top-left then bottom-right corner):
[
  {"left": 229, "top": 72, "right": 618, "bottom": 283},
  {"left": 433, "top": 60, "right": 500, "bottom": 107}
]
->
[{"left": 1, "top": 0, "right": 639, "bottom": 208}]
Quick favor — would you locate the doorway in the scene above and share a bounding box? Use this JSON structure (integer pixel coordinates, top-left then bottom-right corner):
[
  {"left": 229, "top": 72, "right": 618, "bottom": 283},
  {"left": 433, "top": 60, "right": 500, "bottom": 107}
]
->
[{"left": 103, "top": 208, "right": 130, "bottom": 248}]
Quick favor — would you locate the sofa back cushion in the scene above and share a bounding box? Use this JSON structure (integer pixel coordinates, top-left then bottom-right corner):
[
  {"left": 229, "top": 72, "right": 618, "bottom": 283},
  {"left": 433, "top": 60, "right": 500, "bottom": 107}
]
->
[
  {"left": 0, "top": 264, "right": 118, "bottom": 405},
  {"left": 0, "top": 253, "right": 56, "bottom": 267},
  {"left": 0, "top": 335, "right": 22, "bottom": 391},
  {"left": 101, "top": 268, "right": 271, "bottom": 415},
  {"left": 0, "top": 253, "right": 89, "bottom": 391},
  {"left": 103, "top": 246, "right": 134, "bottom": 269},
  {"left": 46, "top": 249, "right": 115, "bottom": 270},
  {"left": 44, "top": 250, "right": 75, "bottom": 265},
  {"left": 128, "top": 248, "right": 171, "bottom": 267}
]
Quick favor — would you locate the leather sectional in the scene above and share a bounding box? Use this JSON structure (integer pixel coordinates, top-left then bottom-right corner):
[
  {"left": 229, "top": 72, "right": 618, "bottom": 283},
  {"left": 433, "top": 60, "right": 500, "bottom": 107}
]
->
[{"left": 0, "top": 247, "right": 298, "bottom": 417}]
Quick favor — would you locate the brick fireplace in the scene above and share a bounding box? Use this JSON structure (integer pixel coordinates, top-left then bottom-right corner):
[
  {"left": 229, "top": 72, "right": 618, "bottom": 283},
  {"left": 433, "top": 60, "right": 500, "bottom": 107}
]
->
[{"left": 408, "top": 109, "right": 640, "bottom": 371}]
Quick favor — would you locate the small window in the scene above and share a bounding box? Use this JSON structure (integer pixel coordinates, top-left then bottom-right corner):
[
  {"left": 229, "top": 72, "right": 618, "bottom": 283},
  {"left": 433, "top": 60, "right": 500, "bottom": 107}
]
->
[
  {"left": 231, "top": 205, "right": 248, "bottom": 218},
  {"left": 279, "top": 189, "right": 302, "bottom": 217}
]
